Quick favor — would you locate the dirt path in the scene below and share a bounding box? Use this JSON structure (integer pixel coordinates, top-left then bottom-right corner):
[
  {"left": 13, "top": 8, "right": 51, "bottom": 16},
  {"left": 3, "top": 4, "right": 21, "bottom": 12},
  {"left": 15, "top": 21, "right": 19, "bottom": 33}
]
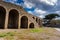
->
[{"left": 0, "top": 28, "right": 59, "bottom": 40}]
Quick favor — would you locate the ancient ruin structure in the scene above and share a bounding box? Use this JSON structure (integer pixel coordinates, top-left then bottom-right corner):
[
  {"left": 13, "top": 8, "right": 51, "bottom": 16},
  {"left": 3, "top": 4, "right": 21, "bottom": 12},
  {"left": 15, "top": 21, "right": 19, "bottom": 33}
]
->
[{"left": 0, "top": 0, "right": 42, "bottom": 29}]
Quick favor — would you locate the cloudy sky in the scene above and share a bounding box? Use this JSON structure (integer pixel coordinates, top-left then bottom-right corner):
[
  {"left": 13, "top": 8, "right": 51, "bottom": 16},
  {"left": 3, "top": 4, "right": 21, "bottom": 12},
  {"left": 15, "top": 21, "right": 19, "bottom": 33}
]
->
[{"left": 4, "top": 0, "right": 60, "bottom": 18}]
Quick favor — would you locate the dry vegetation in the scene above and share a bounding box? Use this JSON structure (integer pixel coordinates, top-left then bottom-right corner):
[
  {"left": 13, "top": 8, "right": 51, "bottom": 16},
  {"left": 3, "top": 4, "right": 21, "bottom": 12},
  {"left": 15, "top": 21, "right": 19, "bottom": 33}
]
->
[{"left": 0, "top": 27, "right": 60, "bottom": 40}]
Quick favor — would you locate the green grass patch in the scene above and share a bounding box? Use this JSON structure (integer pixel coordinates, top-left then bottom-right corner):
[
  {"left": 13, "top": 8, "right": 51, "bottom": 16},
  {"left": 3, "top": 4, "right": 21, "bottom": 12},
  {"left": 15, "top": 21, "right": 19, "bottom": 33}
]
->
[
  {"left": 6, "top": 32, "right": 15, "bottom": 36},
  {"left": 0, "top": 33, "right": 7, "bottom": 37},
  {"left": 0, "top": 32, "right": 15, "bottom": 37},
  {"left": 30, "top": 28, "right": 44, "bottom": 33}
]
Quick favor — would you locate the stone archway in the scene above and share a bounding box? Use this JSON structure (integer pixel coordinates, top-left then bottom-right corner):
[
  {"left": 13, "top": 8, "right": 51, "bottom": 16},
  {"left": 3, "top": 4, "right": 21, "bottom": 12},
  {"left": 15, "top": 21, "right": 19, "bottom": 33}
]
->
[
  {"left": 0, "top": 6, "right": 6, "bottom": 29},
  {"left": 36, "top": 18, "right": 38, "bottom": 23},
  {"left": 20, "top": 16, "right": 28, "bottom": 28},
  {"left": 39, "top": 19, "right": 40, "bottom": 25},
  {"left": 29, "top": 23, "right": 34, "bottom": 28},
  {"left": 8, "top": 9, "right": 19, "bottom": 29}
]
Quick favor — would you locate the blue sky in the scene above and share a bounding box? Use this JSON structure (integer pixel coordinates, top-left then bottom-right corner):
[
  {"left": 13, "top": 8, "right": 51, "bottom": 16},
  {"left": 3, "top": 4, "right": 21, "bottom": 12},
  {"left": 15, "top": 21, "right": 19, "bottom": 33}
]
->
[{"left": 4, "top": 0, "right": 60, "bottom": 18}]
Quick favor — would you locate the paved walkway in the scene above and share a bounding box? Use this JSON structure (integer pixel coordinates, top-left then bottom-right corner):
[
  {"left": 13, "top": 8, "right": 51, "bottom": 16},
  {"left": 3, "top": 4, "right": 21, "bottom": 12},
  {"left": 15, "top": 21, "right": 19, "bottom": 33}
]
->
[{"left": 55, "top": 28, "right": 60, "bottom": 32}]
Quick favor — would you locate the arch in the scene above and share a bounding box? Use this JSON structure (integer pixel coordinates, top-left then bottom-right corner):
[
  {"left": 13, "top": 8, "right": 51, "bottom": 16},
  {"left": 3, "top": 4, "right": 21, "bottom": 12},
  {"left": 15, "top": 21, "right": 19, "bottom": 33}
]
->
[
  {"left": 36, "top": 18, "right": 38, "bottom": 23},
  {"left": 20, "top": 16, "right": 28, "bottom": 28},
  {"left": 0, "top": 6, "right": 6, "bottom": 29},
  {"left": 8, "top": 9, "right": 19, "bottom": 29},
  {"left": 39, "top": 19, "right": 40, "bottom": 25},
  {"left": 38, "top": 19, "right": 41, "bottom": 27},
  {"left": 29, "top": 23, "right": 34, "bottom": 28},
  {"left": 32, "top": 17, "right": 35, "bottom": 19}
]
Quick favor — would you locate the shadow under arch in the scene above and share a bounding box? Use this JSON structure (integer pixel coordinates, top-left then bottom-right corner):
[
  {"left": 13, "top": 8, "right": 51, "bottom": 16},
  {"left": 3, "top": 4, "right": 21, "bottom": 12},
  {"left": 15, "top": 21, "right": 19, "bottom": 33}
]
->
[
  {"left": 8, "top": 9, "right": 19, "bottom": 29},
  {"left": 29, "top": 23, "right": 34, "bottom": 28},
  {"left": 0, "top": 6, "right": 6, "bottom": 29},
  {"left": 36, "top": 18, "right": 38, "bottom": 23},
  {"left": 20, "top": 16, "right": 28, "bottom": 29}
]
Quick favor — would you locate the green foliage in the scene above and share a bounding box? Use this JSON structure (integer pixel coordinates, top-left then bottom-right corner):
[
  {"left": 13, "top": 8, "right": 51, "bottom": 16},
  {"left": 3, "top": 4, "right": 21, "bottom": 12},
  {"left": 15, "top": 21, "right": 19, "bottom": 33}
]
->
[
  {"left": 0, "top": 32, "right": 15, "bottom": 37},
  {"left": 6, "top": 32, "right": 15, "bottom": 36},
  {"left": 30, "top": 28, "right": 44, "bottom": 33},
  {"left": 0, "top": 33, "right": 6, "bottom": 37},
  {"left": 44, "top": 14, "right": 60, "bottom": 20},
  {"left": 43, "top": 14, "right": 60, "bottom": 25}
]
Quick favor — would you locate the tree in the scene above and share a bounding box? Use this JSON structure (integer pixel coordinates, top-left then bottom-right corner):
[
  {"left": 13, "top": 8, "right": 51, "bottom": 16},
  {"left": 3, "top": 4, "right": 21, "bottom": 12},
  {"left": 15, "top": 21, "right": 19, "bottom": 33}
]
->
[{"left": 43, "top": 14, "right": 60, "bottom": 26}]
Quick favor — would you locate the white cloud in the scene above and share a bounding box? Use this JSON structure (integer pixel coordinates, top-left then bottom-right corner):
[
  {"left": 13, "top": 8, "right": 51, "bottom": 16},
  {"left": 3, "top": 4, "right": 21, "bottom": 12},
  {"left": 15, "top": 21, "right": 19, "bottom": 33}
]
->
[
  {"left": 39, "top": 15, "right": 45, "bottom": 18},
  {"left": 55, "top": 11, "right": 60, "bottom": 13},
  {"left": 27, "top": 8, "right": 47, "bottom": 18},
  {"left": 23, "top": 0, "right": 35, "bottom": 8},
  {"left": 54, "top": 11, "right": 60, "bottom": 15},
  {"left": 23, "top": 0, "right": 58, "bottom": 7},
  {"left": 40, "top": 0, "right": 57, "bottom": 6},
  {"left": 32, "top": 8, "right": 47, "bottom": 18},
  {"left": 34, "top": 8, "right": 46, "bottom": 15}
]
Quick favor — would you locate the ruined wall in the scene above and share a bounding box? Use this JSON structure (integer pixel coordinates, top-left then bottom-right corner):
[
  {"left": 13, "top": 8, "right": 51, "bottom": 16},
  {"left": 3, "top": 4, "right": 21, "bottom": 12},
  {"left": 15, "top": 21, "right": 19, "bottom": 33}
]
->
[{"left": 0, "top": 1, "right": 42, "bottom": 29}]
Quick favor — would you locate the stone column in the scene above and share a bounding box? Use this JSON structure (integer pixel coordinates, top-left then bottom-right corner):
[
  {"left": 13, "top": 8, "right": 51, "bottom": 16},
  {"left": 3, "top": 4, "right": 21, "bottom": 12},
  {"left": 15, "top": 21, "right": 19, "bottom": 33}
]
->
[
  {"left": 18, "top": 13, "right": 20, "bottom": 29},
  {"left": 5, "top": 11, "right": 9, "bottom": 29},
  {"left": 28, "top": 18, "right": 30, "bottom": 29},
  {"left": 28, "top": 23, "right": 29, "bottom": 29}
]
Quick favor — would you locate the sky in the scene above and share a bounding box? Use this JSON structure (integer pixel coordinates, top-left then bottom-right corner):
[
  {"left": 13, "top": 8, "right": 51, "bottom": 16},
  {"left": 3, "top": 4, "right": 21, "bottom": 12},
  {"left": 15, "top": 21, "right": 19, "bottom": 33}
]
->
[{"left": 4, "top": 0, "right": 60, "bottom": 18}]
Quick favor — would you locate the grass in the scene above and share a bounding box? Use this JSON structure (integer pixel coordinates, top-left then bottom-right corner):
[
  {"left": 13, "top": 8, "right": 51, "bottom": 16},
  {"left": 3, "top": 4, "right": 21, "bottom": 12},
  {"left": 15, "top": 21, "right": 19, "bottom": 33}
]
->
[
  {"left": 0, "top": 33, "right": 6, "bottom": 37},
  {"left": 30, "top": 28, "right": 44, "bottom": 33},
  {"left": 0, "top": 27, "right": 55, "bottom": 37},
  {"left": 0, "top": 27, "right": 59, "bottom": 40},
  {"left": 6, "top": 32, "right": 15, "bottom": 36},
  {"left": 0, "top": 32, "right": 15, "bottom": 37}
]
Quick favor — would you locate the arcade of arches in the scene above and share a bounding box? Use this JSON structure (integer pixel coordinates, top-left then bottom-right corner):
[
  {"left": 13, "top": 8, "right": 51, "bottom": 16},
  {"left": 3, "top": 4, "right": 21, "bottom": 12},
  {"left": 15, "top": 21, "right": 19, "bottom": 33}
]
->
[{"left": 0, "top": 6, "right": 39, "bottom": 29}]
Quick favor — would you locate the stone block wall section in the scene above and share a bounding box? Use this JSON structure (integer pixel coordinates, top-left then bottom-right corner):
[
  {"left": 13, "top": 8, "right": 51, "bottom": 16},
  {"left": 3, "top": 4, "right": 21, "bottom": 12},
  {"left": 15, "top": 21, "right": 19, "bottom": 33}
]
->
[{"left": 0, "top": 1, "right": 42, "bottom": 29}]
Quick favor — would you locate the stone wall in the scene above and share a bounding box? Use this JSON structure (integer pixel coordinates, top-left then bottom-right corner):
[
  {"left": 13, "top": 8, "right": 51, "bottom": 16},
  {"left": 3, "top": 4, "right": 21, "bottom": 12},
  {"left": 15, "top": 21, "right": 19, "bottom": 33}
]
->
[{"left": 0, "top": 1, "right": 42, "bottom": 29}]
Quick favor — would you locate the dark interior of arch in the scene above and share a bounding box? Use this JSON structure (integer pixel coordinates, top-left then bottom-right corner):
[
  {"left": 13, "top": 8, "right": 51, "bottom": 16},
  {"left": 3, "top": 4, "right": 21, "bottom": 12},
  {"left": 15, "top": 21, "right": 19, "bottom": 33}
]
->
[
  {"left": 21, "top": 16, "right": 28, "bottom": 29},
  {"left": 8, "top": 9, "right": 19, "bottom": 29},
  {"left": 39, "top": 19, "right": 40, "bottom": 25},
  {"left": 32, "top": 17, "right": 35, "bottom": 19},
  {"left": 29, "top": 23, "right": 34, "bottom": 28},
  {"left": 36, "top": 18, "right": 38, "bottom": 23},
  {"left": 0, "top": 6, "right": 6, "bottom": 29}
]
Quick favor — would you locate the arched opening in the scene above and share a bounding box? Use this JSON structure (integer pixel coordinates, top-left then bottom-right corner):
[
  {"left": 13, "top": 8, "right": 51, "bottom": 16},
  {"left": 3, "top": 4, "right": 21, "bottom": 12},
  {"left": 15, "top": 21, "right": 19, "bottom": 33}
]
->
[
  {"left": 32, "top": 17, "right": 35, "bottom": 19},
  {"left": 0, "top": 6, "right": 6, "bottom": 29},
  {"left": 21, "top": 16, "right": 28, "bottom": 28},
  {"left": 36, "top": 18, "right": 38, "bottom": 23},
  {"left": 8, "top": 9, "right": 19, "bottom": 29},
  {"left": 39, "top": 19, "right": 42, "bottom": 26},
  {"left": 39, "top": 19, "right": 41, "bottom": 26},
  {"left": 29, "top": 23, "right": 34, "bottom": 28}
]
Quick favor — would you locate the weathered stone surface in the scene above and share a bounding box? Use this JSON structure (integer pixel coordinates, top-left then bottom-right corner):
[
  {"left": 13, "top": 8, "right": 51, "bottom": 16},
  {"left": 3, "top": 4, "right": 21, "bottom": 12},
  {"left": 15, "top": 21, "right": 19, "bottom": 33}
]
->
[{"left": 0, "top": 1, "right": 42, "bottom": 29}]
